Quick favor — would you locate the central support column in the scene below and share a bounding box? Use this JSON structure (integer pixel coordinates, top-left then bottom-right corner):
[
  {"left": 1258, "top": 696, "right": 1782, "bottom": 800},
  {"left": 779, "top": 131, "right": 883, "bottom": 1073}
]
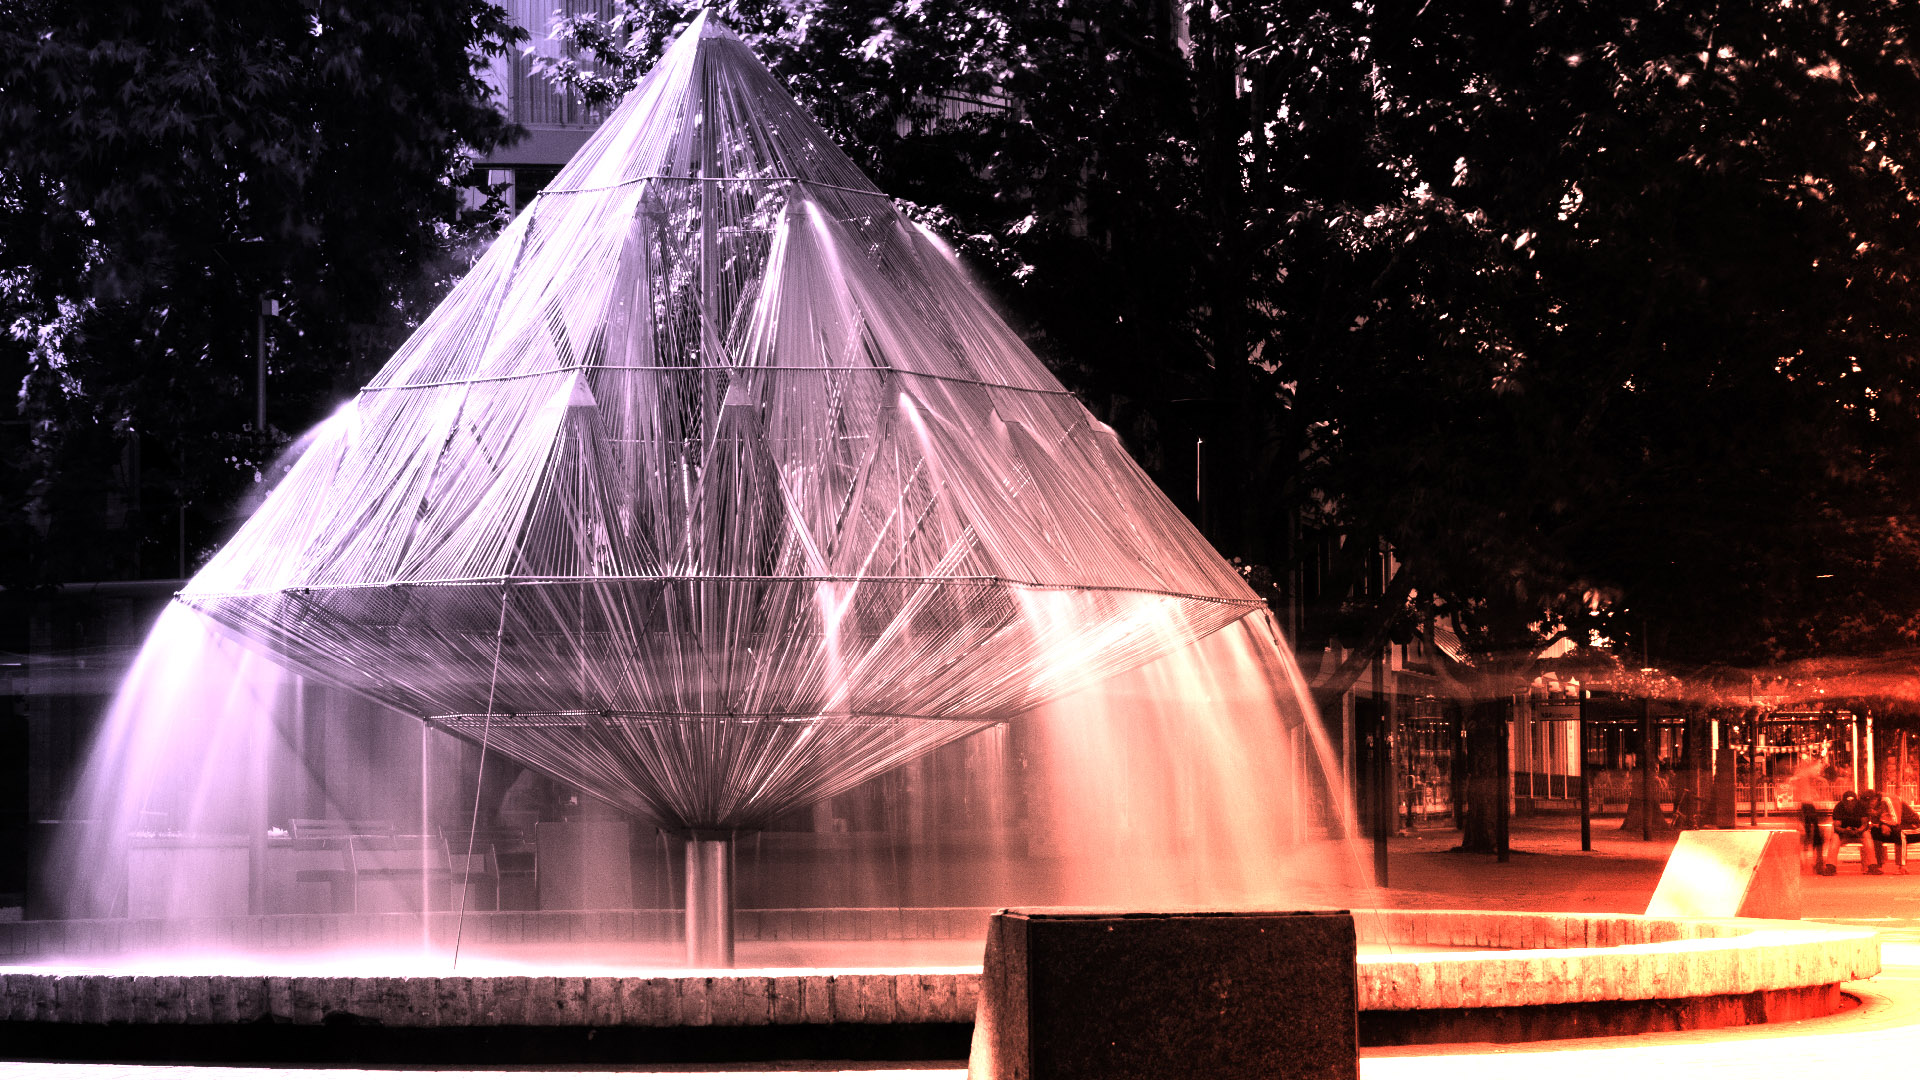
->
[{"left": 685, "top": 831, "right": 735, "bottom": 968}]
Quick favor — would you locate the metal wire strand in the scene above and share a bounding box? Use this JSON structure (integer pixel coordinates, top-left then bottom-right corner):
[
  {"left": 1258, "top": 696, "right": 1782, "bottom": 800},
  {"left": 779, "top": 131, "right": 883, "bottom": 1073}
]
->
[{"left": 452, "top": 586, "right": 511, "bottom": 971}]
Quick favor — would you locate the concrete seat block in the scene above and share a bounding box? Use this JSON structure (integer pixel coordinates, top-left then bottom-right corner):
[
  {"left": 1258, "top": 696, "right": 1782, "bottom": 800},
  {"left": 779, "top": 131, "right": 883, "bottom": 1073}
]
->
[
  {"left": 1646, "top": 829, "right": 1802, "bottom": 920},
  {"left": 968, "top": 908, "right": 1358, "bottom": 1080}
]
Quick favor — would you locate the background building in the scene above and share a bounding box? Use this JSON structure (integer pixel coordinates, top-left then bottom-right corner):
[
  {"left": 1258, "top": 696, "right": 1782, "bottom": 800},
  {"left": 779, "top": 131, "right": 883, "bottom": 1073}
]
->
[{"left": 472, "top": 0, "right": 617, "bottom": 212}]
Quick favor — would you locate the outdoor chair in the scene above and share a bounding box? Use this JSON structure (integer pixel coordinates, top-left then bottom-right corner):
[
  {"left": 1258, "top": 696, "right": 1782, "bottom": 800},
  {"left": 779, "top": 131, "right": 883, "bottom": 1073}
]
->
[
  {"left": 289, "top": 836, "right": 354, "bottom": 913},
  {"left": 495, "top": 842, "right": 537, "bottom": 910},
  {"left": 449, "top": 848, "right": 499, "bottom": 911},
  {"left": 348, "top": 834, "right": 453, "bottom": 912},
  {"left": 1889, "top": 824, "right": 1920, "bottom": 873},
  {"left": 290, "top": 818, "right": 394, "bottom": 841},
  {"left": 288, "top": 819, "right": 399, "bottom": 912}
]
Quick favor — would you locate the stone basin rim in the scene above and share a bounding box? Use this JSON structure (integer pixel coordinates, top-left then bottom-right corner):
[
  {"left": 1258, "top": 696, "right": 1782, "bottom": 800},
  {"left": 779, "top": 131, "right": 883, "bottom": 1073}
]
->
[
  {"left": 0, "top": 908, "right": 1882, "bottom": 1022},
  {"left": 1349, "top": 908, "right": 1881, "bottom": 1013}
]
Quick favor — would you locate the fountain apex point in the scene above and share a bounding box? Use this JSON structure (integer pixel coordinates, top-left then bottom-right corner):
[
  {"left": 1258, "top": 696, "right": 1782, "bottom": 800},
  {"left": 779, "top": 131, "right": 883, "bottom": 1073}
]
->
[{"left": 684, "top": 7, "right": 731, "bottom": 40}]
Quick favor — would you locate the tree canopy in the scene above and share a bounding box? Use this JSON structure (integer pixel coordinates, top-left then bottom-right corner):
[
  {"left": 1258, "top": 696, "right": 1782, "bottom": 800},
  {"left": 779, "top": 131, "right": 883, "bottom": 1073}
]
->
[
  {"left": 543, "top": 0, "right": 1920, "bottom": 684},
  {"left": 1295, "top": 0, "right": 1920, "bottom": 676},
  {"left": 10, "top": 0, "right": 1920, "bottom": 693},
  {"left": 0, "top": 0, "right": 523, "bottom": 585}
]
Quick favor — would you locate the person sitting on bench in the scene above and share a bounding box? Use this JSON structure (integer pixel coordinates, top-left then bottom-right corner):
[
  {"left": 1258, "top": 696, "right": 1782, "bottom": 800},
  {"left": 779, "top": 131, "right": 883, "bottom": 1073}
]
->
[
  {"left": 1822, "top": 790, "right": 1884, "bottom": 875},
  {"left": 1870, "top": 789, "right": 1920, "bottom": 872}
]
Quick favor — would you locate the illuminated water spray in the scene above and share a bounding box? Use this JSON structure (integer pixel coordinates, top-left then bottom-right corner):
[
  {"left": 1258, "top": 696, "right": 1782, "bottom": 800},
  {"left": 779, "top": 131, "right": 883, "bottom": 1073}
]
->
[{"left": 172, "top": 15, "right": 1292, "bottom": 965}]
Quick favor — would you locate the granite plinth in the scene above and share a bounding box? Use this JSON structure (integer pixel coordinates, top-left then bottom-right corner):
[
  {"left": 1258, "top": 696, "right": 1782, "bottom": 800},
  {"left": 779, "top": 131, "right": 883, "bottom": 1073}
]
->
[{"left": 967, "top": 908, "right": 1358, "bottom": 1080}]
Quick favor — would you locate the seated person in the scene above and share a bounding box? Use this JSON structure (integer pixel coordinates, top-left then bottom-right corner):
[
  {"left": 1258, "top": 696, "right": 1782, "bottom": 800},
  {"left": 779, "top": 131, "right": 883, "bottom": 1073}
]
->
[
  {"left": 1866, "top": 789, "right": 1896, "bottom": 867},
  {"left": 1904, "top": 796, "right": 1920, "bottom": 863},
  {"left": 1870, "top": 789, "right": 1918, "bottom": 871},
  {"left": 1822, "top": 790, "right": 1883, "bottom": 875}
]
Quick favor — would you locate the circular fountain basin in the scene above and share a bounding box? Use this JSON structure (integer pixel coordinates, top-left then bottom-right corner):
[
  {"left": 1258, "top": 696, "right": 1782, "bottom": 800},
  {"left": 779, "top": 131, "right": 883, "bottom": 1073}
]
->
[
  {"left": 0, "top": 909, "right": 1882, "bottom": 1061},
  {"left": 1354, "top": 909, "right": 1881, "bottom": 1044}
]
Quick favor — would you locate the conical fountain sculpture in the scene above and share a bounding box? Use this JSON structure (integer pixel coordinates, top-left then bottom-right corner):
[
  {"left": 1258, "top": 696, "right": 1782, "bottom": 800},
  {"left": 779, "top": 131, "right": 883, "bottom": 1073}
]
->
[{"left": 178, "top": 14, "right": 1263, "bottom": 966}]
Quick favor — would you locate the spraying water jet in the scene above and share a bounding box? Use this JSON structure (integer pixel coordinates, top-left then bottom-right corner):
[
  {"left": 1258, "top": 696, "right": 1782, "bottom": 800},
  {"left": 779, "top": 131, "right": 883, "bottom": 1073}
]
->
[{"left": 168, "top": 13, "right": 1273, "bottom": 965}]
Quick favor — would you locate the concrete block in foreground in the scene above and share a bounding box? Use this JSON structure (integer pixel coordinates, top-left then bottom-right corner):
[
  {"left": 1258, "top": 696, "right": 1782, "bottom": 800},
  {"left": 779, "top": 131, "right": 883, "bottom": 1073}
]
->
[
  {"left": 967, "top": 908, "right": 1357, "bottom": 1080},
  {"left": 1646, "top": 829, "right": 1802, "bottom": 920}
]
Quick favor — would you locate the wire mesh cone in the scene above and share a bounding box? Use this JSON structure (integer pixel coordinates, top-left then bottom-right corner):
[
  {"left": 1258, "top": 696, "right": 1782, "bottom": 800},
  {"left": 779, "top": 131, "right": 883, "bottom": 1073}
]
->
[{"left": 179, "top": 14, "right": 1262, "bottom": 831}]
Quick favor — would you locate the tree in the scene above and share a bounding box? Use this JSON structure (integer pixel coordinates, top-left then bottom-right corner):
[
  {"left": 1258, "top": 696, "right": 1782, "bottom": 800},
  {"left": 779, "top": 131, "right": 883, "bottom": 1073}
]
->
[
  {"left": 0, "top": 0, "right": 524, "bottom": 585},
  {"left": 539, "top": 6, "right": 1920, "bottom": 662},
  {"left": 1275, "top": 0, "right": 1920, "bottom": 848},
  {"left": 529, "top": 4, "right": 1920, "bottom": 851},
  {"left": 1316, "top": 0, "right": 1920, "bottom": 647}
]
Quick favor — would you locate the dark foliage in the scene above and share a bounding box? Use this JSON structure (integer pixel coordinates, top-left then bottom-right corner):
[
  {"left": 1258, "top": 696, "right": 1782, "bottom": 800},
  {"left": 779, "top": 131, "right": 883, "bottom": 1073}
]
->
[
  {"left": 549, "top": 2, "right": 1920, "bottom": 682},
  {"left": 0, "top": 0, "right": 524, "bottom": 584},
  {"left": 11, "top": 0, "right": 1920, "bottom": 691}
]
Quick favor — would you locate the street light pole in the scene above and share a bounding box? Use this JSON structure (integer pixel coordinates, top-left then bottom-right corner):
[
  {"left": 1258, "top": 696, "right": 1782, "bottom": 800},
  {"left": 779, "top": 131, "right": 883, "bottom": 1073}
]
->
[
  {"left": 257, "top": 294, "right": 279, "bottom": 433},
  {"left": 1373, "top": 642, "right": 1389, "bottom": 886},
  {"left": 1640, "top": 695, "right": 1655, "bottom": 842},
  {"left": 1578, "top": 691, "right": 1591, "bottom": 851}
]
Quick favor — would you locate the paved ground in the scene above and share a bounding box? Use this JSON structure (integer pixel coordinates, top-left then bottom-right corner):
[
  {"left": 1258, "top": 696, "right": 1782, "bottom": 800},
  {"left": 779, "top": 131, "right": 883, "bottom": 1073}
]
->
[
  {"left": 1357, "top": 816, "right": 1920, "bottom": 1077},
  {"left": 1368, "top": 814, "right": 1920, "bottom": 920},
  {"left": 9, "top": 814, "right": 1920, "bottom": 1077}
]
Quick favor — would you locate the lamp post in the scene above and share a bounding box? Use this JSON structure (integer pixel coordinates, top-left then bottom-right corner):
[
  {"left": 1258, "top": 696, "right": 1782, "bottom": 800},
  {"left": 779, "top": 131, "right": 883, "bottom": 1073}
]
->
[
  {"left": 256, "top": 294, "right": 280, "bottom": 433},
  {"left": 1578, "top": 690, "right": 1591, "bottom": 851}
]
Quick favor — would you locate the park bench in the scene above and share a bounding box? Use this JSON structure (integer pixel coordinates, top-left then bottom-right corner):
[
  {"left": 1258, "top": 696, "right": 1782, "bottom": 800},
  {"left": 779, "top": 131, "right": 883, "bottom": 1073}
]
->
[
  {"left": 348, "top": 835, "right": 453, "bottom": 912},
  {"left": 497, "top": 841, "right": 537, "bottom": 910},
  {"left": 442, "top": 830, "right": 519, "bottom": 912},
  {"left": 289, "top": 819, "right": 396, "bottom": 913}
]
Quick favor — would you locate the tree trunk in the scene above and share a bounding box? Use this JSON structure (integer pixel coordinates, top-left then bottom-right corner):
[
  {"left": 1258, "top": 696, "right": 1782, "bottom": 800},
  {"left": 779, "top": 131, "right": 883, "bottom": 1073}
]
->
[
  {"left": 1458, "top": 697, "right": 1509, "bottom": 853},
  {"left": 1310, "top": 688, "right": 1347, "bottom": 828},
  {"left": 1620, "top": 788, "right": 1676, "bottom": 834},
  {"left": 1677, "top": 707, "right": 1712, "bottom": 829}
]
